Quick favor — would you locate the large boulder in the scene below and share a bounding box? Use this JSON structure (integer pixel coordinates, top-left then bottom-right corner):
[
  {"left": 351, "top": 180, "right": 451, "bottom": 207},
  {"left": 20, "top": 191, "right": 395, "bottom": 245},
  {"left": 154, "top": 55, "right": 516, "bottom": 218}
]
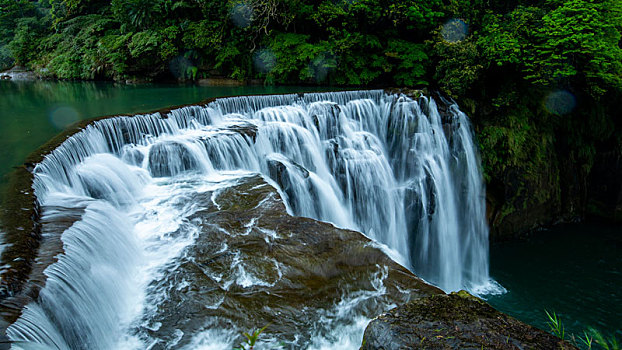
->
[
  {"left": 362, "top": 290, "right": 576, "bottom": 350},
  {"left": 137, "top": 175, "right": 442, "bottom": 348},
  {"left": 147, "top": 141, "right": 199, "bottom": 177}
]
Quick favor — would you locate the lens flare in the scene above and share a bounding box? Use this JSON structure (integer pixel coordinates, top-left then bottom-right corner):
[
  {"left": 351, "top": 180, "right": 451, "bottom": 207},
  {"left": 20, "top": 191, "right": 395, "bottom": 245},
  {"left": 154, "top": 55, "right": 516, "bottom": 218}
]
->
[
  {"left": 544, "top": 90, "right": 576, "bottom": 115},
  {"left": 49, "top": 106, "right": 80, "bottom": 130},
  {"left": 441, "top": 19, "right": 468, "bottom": 43},
  {"left": 230, "top": 2, "right": 253, "bottom": 29},
  {"left": 253, "top": 49, "right": 276, "bottom": 74}
]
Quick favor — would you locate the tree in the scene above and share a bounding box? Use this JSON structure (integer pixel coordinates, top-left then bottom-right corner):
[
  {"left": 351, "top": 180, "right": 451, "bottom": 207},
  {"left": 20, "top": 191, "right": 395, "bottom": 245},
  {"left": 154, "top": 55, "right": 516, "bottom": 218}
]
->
[{"left": 526, "top": 0, "right": 622, "bottom": 97}]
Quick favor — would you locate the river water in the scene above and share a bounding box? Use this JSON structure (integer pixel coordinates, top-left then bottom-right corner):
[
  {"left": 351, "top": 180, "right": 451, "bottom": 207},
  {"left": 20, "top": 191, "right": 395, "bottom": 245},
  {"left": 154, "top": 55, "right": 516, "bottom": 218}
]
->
[
  {"left": 486, "top": 222, "right": 622, "bottom": 342},
  {"left": 0, "top": 80, "right": 619, "bottom": 347}
]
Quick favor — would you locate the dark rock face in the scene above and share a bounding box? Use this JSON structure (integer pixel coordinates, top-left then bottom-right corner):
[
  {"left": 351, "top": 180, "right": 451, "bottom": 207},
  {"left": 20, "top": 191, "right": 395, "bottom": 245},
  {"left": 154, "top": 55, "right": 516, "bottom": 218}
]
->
[
  {"left": 147, "top": 141, "right": 199, "bottom": 177},
  {"left": 226, "top": 122, "right": 258, "bottom": 142},
  {"left": 486, "top": 161, "right": 565, "bottom": 241},
  {"left": 485, "top": 143, "right": 622, "bottom": 240},
  {"left": 138, "top": 175, "right": 442, "bottom": 348},
  {"left": 362, "top": 291, "right": 576, "bottom": 350},
  {"left": 460, "top": 87, "right": 622, "bottom": 239},
  {"left": 588, "top": 150, "right": 622, "bottom": 222}
]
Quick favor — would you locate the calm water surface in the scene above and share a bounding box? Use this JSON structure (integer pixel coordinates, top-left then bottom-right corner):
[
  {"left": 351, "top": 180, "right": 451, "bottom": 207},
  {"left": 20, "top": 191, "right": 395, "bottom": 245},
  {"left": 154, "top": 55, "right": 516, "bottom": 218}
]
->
[
  {"left": 486, "top": 222, "right": 622, "bottom": 341},
  {"left": 0, "top": 80, "right": 333, "bottom": 196}
]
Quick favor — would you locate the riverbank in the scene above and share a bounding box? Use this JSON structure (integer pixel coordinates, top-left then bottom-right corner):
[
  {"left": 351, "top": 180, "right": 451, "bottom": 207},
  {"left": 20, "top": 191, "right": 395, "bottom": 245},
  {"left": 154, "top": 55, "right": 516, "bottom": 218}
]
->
[{"left": 0, "top": 66, "right": 267, "bottom": 86}]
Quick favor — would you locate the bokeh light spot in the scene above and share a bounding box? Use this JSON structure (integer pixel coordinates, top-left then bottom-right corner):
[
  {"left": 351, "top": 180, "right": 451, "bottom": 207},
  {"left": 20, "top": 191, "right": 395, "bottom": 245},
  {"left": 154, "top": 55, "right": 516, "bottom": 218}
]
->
[
  {"left": 544, "top": 90, "right": 576, "bottom": 115},
  {"left": 169, "top": 56, "right": 193, "bottom": 79},
  {"left": 253, "top": 49, "right": 276, "bottom": 74},
  {"left": 441, "top": 19, "right": 468, "bottom": 43},
  {"left": 309, "top": 53, "right": 336, "bottom": 83},
  {"left": 230, "top": 2, "right": 253, "bottom": 29},
  {"left": 49, "top": 106, "right": 79, "bottom": 130}
]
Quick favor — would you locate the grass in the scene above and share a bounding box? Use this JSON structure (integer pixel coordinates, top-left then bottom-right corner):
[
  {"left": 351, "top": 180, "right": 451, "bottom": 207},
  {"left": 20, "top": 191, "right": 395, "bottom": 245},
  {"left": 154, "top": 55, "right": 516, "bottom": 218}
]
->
[{"left": 545, "top": 310, "right": 620, "bottom": 350}]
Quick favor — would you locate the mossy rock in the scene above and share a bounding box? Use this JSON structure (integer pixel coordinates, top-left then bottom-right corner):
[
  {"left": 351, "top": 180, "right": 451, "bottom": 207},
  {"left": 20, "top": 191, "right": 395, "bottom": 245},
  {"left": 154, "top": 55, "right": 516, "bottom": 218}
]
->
[{"left": 361, "top": 291, "right": 577, "bottom": 350}]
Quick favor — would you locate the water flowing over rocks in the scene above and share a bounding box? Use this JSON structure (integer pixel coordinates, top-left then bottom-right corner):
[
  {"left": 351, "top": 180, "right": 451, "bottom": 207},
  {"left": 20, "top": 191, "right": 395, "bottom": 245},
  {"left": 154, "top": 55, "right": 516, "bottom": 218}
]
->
[
  {"left": 0, "top": 90, "right": 505, "bottom": 348},
  {"left": 138, "top": 175, "right": 442, "bottom": 348},
  {"left": 362, "top": 291, "right": 576, "bottom": 350}
]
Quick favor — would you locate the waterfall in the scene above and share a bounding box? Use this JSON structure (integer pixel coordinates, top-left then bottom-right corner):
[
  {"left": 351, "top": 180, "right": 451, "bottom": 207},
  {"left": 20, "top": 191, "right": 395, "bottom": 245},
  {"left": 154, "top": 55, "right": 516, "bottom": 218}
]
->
[{"left": 5, "top": 90, "right": 493, "bottom": 349}]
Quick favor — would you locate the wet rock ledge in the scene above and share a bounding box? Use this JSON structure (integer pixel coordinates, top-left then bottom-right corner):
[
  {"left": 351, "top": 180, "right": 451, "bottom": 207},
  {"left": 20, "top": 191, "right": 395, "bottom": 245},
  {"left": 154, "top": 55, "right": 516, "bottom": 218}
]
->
[
  {"left": 362, "top": 290, "right": 576, "bottom": 350},
  {"left": 142, "top": 175, "right": 570, "bottom": 349},
  {"left": 139, "top": 174, "right": 443, "bottom": 347}
]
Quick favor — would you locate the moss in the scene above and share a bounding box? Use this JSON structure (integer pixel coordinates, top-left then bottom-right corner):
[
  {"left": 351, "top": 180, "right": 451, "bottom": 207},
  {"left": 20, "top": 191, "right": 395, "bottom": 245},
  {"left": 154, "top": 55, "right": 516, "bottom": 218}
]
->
[{"left": 362, "top": 291, "right": 577, "bottom": 349}]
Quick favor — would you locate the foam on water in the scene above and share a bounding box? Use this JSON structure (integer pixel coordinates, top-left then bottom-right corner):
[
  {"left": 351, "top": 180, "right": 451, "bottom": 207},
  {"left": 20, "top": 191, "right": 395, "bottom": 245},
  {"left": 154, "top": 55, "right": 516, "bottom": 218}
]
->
[{"left": 4, "top": 90, "right": 498, "bottom": 349}]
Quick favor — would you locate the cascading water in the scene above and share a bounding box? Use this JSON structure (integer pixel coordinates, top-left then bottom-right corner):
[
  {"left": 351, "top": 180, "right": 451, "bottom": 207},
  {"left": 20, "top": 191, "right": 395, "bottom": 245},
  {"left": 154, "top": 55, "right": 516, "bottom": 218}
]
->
[{"left": 3, "top": 90, "right": 496, "bottom": 349}]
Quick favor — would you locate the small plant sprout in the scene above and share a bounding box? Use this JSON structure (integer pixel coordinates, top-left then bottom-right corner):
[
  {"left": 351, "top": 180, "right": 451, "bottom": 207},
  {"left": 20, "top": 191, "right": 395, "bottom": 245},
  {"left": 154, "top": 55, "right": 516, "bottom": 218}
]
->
[
  {"left": 589, "top": 327, "right": 621, "bottom": 350},
  {"left": 233, "top": 324, "right": 269, "bottom": 350},
  {"left": 580, "top": 330, "right": 593, "bottom": 349},
  {"left": 545, "top": 310, "right": 565, "bottom": 340},
  {"left": 542, "top": 310, "right": 621, "bottom": 349}
]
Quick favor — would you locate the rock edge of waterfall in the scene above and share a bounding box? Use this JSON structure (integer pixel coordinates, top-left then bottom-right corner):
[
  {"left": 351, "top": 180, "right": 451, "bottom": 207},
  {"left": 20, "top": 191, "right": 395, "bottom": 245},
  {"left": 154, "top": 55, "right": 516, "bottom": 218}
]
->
[{"left": 361, "top": 290, "right": 577, "bottom": 350}]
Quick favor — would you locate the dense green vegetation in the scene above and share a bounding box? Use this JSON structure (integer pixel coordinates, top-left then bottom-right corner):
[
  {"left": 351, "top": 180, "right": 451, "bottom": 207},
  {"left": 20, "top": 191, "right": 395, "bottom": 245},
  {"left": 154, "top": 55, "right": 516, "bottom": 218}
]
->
[
  {"left": 1, "top": 0, "right": 621, "bottom": 233},
  {"left": 3, "top": 0, "right": 618, "bottom": 89}
]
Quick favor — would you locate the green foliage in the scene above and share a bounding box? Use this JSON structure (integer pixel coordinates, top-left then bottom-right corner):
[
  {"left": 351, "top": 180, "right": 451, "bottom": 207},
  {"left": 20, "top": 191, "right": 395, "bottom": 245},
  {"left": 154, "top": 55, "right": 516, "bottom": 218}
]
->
[
  {"left": 325, "top": 32, "right": 385, "bottom": 85},
  {"left": 525, "top": 0, "right": 622, "bottom": 97},
  {"left": 128, "top": 30, "right": 160, "bottom": 58},
  {"left": 478, "top": 102, "right": 552, "bottom": 186},
  {"left": 182, "top": 20, "right": 222, "bottom": 50},
  {"left": 233, "top": 324, "right": 268, "bottom": 350},
  {"left": 477, "top": 7, "right": 543, "bottom": 67},
  {"left": 386, "top": 39, "right": 428, "bottom": 86},
  {"left": 0, "top": 0, "right": 36, "bottom": 42},
  {"left": 111, "top": 0, "right": 163, "bottom": 31},
  {"left": 185, "top": 65, "right": 198, "bottom": 80},
  {"left": 470, "top": 0, "right": 622, "bottom": 100},
  {"left": 432, "top": 37, "right": 483, "bottom": 98},
  {"left": 2, "top": 0, "right": 621, "bottom": 115},
  {"left": 544, "top": 311, "right": 621, "bottom": 350},
  {"left": 545, "top": 310, "right": 566, "bottom": 340},
  {"left": 587, "top": 328, "right": 620, "bottom": 350},
  {"left": 42, "top": 14, "right": 118, "bottom": 79},
  {"left": 9, "top": 17, "right": 48, "bottom": 66},
  {"left": 267, "top": 32, "right": 330, "bottom": 83},
  {"left": 0, "top": 44, "right": 13, "bottom": 71},
  {"left": 580, "top": 331, "right": 595, "bottom": 349}
]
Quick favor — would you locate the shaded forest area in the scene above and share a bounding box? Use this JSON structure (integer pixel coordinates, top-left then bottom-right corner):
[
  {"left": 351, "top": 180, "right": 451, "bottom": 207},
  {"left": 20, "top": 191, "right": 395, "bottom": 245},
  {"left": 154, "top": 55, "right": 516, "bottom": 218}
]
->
[{"left": 1, "top": 0, "right": 622, "bottom": 236}]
